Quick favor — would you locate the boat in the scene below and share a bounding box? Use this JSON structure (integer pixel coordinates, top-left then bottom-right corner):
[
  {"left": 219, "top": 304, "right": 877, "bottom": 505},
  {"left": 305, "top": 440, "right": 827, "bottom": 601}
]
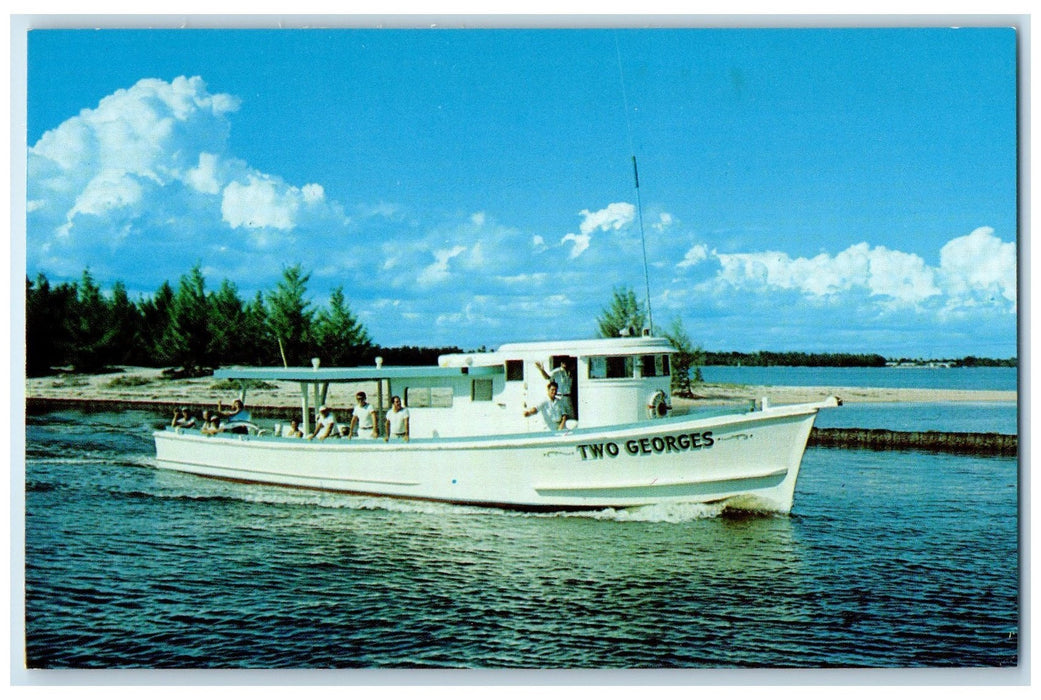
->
[{"left": 152, "top": 335, "right": 840, "bottom": 513}]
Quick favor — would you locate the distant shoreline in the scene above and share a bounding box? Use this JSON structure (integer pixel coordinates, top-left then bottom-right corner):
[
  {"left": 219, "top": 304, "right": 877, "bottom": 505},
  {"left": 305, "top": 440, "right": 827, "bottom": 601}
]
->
[{"left": 24, "top": 366, "right": 1017, "bottom": 412}]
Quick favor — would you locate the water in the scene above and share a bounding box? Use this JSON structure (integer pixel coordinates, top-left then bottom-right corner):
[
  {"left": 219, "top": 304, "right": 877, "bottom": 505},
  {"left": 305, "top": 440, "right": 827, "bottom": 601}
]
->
[
  {"left": 705, "top": 365, "right": 1019, "bottom": 435},
  {"left": 22, "top": 409, "right": 1020, "bottom": 670},
  {"left": 701, "top": 365, "right": 1018, "bottom": 392},
  {"left": 814, "top": 402, "right": 1018, "bottom": 435}
]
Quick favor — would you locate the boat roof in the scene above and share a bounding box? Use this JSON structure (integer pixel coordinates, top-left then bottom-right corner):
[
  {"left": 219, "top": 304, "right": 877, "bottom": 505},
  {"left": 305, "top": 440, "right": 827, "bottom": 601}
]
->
[
  {"left": 213, "top": 365, "right": 501, "bottom": 383},
  {"left": 439, "top": 336, "right": 676, "bottom": 368},
  {"left": 214, "top": 336, "right": 676, "bottom": 382}
]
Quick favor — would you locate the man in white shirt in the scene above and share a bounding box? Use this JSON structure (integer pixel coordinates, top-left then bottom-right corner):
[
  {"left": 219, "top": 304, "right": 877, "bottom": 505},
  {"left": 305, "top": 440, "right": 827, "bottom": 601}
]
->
[
  {"left": 349, "top": 391, "right": 379, "bottom": 439},
  {"left": 384, "top": 395, "right": 410, "bottom": 441},
  {"left": 523, "top": 381, "right": 569, "bottom": 430},
  {"left": 535, "top": 359, "right": 574, "bottom": 419},
  {"left": 308, "top": 405, "right": 337, "bottom": 440}
]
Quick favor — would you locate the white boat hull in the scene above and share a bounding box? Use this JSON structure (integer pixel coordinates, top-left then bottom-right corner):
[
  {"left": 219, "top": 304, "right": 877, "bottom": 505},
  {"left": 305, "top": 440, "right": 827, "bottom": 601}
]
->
[{"left": 153, "top": 399, "right": 836, "bottom": 513}]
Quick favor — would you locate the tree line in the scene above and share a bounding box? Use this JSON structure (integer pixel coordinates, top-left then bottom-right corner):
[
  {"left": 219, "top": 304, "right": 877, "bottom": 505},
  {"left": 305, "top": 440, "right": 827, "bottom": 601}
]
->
[
  {"left": 707, "top": 351, "right": 1017, "bottom": 367},
  {"left": 705, "top": 350, "right": 889, "bottom": 367},
  {"left": 25, "top": 265, "right": 460, "bottom": 377}
]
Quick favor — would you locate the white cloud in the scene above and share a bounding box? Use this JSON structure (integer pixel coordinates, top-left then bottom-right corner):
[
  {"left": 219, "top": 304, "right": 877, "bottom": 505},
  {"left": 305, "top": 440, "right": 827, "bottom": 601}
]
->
[
  {"left": 939, "top": 226, "right": 1017, "bottom": 310},
  {"left": 221, "top": 175, "right": 300, "bottom": 230},
  {"left": 417, "top": 245, "right": 468, "bottom": 286},
  {"left": 561, "top": 232, "right": 590, "bottom": 259},
  {"left": 698, "top": 230, "right": 1013, "bottom": 315},
  {"left": 186, "top": 152, "right": 222, "bottom": 195},
  {"left": 653, "top": 212, "right": 675, "bottom": 231},
  {"left": 27, "top": 75, "right": 357, "bottom": 281},
  {"left": 302, "top": 183, "right": 325, "bottom": 204},
  {"left": 69, "top": 170, "right": 145, "bottom": 219},
  {"left": 677, "top": 243, "right": 709, "bottom": 269},
  {"left": 715, "top": 243, "right": 940, "bottom": 304},
  {"left": 579, "top": 202, "right": 635, "bottom": 235}
]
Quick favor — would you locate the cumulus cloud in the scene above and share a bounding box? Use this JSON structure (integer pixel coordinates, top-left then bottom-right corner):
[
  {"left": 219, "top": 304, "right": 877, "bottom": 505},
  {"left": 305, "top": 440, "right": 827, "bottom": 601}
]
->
[
  {"left": 221, "top": 174, "right": 323, "bottom": 231},
  {"left": 579, "top": 202, "right": 635, "bottom": 235},
  {"left": 27, "top": 75, "right": 347, "bottom": 279},
  {"left": 939, "top": 226, "right": 1017, "bottom": 310},
  {"left": 677, "top": 243, "right": 709, "bottom": 269},
  {"left": 692, "top": 229, "right": 1013, "bottom": 313},
  {"left": 561, "top": 232, "right": 591, "bottom": 259}
]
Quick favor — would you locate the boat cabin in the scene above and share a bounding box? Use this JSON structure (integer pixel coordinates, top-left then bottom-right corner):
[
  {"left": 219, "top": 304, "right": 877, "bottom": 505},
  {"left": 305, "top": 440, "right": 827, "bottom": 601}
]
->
[{"left": 213, "top": 336, "right": 676, "bottom": 439}]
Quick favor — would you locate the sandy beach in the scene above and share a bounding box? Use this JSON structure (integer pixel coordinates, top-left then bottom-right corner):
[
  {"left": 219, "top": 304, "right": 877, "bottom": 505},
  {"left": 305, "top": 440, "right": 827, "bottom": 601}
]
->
[{"left": 24, "top": 366, "right": 1018, "bottom": 411}]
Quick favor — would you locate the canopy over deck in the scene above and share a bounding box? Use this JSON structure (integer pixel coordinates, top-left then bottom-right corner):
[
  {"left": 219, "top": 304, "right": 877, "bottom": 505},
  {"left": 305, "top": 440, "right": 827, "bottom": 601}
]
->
[
  {"left": 213, "top": 365, "right": 501, "bottom": 383},
  {"left": 214, "top": 364, "right": 500, "bottom": 435}
]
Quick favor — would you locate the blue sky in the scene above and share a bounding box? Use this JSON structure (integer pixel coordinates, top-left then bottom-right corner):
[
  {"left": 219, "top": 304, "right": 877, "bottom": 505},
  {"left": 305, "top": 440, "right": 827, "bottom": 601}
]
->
[{"left": 24, "top": 27, "right": 1018, "bottom": 357}]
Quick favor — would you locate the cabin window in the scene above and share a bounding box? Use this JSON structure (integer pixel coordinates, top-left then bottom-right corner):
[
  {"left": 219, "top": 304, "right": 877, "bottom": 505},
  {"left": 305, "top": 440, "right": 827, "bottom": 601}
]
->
[
  {"left": 406, "top": 387, "right": 454, "bottom": 408},
  {"left": 472, "top": 378, "right": 494, "bottom": 401},
  {"left": 641, "top": 354, "right": 671, "bottom": 377},
  {"left": 505, "top": 360, "right": 524, "bottom": 381},
  {"left": 431, "top": 388, "right": 453, "bottom": 407},
  {"left": 588, "top": 355, "right": 635, "bottom": 379},
  {"left": 406, "top": 387, "right": 429, "bottom": 407}
]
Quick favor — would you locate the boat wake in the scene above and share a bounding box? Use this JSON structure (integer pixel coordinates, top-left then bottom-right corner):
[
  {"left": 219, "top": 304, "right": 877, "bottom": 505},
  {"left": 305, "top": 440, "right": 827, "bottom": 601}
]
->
[
  {"left": 136, "top": 474, "right": 739, "bottom": 522},
  {"left": 563, "top": 501, "right": 728, "bottom": 522}
]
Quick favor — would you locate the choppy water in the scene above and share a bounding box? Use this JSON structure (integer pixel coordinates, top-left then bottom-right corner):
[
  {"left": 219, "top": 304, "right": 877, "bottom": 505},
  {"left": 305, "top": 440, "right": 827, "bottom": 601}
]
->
[{"left": 22, "top": 409, "right": 1019, "bottom": 671}]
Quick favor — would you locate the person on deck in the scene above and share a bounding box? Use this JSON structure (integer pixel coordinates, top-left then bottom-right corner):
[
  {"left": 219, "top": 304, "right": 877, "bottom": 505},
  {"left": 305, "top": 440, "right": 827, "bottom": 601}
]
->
[
  {"left": 535, "top": 359, "right": 575, "bottom": 419},
  {"left": 384, "top": 395, "right": 410, "bottom": 441},
  {"left": 217, "top": 398, "right": 252, "bottom": 433},
  {"left": 284, "top": 419, "right": 304, "bottom": 438},
  {"left": 201, "top": 414, "right": 222, "bottom": 435},
  {"left": 308, "top": 406, "right": 337, "bottom": 440},
  {"left": 349, "top": 392, "right": 379, "bottom": 439},
  {"left": 523, "top": 381, "right": 569, "bottom": 431},
  {"left": 171, "top": 408, "right": 197, "bottom": 429}
]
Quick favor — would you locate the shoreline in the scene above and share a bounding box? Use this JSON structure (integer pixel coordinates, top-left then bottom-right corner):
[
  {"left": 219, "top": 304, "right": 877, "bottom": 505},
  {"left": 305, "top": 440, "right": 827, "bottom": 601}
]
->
[{"left": 24, "top": 366, "right": 1018, "bottom": 411}]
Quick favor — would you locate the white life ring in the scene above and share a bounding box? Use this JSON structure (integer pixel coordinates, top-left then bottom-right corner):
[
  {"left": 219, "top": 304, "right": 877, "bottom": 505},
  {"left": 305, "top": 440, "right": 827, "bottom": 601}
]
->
[{"left": 647, "top": 390, "right": 671, "bottom": 419}]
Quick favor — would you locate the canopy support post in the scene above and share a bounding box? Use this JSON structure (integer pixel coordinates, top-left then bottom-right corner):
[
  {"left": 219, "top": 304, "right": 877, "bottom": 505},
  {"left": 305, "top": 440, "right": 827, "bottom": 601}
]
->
[
  {"left": 376, "top": 380, "right": 384, "bottom": 438},
  {"left": 299, "top": 383, "right": 311, "bottom": 435}
]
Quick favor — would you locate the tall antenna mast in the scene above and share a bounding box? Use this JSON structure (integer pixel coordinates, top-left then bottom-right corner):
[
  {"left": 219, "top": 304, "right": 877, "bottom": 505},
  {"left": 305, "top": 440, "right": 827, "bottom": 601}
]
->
[{"left": 615, "top": 36, "right": 653, "bottom": 334}]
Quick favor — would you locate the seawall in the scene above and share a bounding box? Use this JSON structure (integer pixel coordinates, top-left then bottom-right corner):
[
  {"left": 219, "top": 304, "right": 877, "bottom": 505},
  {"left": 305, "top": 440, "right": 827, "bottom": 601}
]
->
[{"left": 807, "top": 427, "right": 1018, "bottom": 457}]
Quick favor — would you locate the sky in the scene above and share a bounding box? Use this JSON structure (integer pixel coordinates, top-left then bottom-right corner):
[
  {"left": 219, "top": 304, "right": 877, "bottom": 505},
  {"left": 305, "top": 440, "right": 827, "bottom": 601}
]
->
[{"left": 22, "top": 26, "right": 1019, "bottom": 358}]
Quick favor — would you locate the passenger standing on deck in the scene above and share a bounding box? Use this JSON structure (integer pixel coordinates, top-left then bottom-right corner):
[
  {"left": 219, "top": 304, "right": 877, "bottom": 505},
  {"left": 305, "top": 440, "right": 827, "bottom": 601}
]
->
[
  {"left": 308, "top": 405, "right": 337, "bottom": 440},
  {"left": 349, "top": 392, "right": 379, "bottom": 439},
  {"left": 384, "top": 395, "right": 410, "bottom": 441},
  {"left": 217, "top": 398, "right": 252, "bottom": 433},
  {"left": 535, "top": 359, "right": 575, "bottom": 419},
  {"left": 523, "top": 381, "right": 569, "bottom": 430}
]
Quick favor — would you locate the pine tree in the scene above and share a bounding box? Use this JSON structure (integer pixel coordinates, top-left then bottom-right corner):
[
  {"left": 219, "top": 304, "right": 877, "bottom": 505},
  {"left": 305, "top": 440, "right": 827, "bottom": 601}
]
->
[
  {"left": 26, "top": 273, "right": 77, "bottom": 375},
  {"left": 209, "top": 279, "right": 247, "bottom": 365},
  {"left": 107, "top": 281, "right": 142, "bottom": 365},
  {"left": 596, "top": 286, "right": 647, "bottom": 338},
  {"left": 266, "top": 265, "right": 314, "bottom": 366},
  {"left": 241, "top": 291, "right": 275, "bottom": 366},
  {"left": 66, "top": 268, "right": 114, "bottom": 372},
  {"left": 168, "top": 264, "right": 212, "bottom": 375},
  {"left": 662, "top": 317, "right": 705, "bottom": 397},
  {"left": 139, "top": 281, "right": 176, "bottom": 365},
  {"left": 313, "top": 286, "right": 374, "bottom": 366}
]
